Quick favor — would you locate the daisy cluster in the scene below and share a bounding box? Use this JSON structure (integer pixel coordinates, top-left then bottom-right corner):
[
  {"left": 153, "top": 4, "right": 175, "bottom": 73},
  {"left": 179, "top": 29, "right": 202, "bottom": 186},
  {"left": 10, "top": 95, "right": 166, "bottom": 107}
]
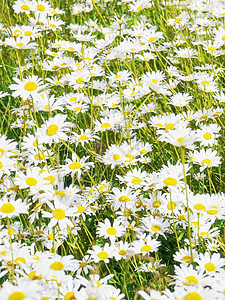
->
[{"left": 0, "top": 0, "right": 225, "bottom": 299}]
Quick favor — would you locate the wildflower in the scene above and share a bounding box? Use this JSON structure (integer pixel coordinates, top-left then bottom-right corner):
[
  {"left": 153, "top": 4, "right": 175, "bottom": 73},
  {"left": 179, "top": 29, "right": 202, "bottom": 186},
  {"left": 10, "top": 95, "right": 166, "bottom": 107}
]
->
[
  {"left": 61, "top": 153, "right": 94, "bottom": 180},
  {"left": 0, "top": 196, "right": 28, "bottom": 218},
  {"left": 88, "top": 243, "right": 115, "bottom": 263},
  {"left": 36, "top": 114, "right": 72, "bottom": 145},
  {"left": 42, "top": 198, "right": 75, "bottom": 230},
  {"left": 190, "top": 148, "right": 222, "bottom": 171},
  {"left": 9, "top": 75, "right": 44, "bottom": 100},
  {"left": 97, "top": 218, "right": 126, "bottom": 243}
]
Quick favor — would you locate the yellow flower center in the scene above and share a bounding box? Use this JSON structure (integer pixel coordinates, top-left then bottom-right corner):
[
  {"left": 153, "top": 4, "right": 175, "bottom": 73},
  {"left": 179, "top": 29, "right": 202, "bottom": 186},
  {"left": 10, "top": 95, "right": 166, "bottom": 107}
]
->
[
  {"left": 181, "top": 255, "right": 192, "bottom": 263},
  {"left": 106, "top": 227, "right": 117, "bottom": 235},
  {"left": 193, "top": 204, "right": 206, "bottom": 211},
  {"left": 50, "top": 24, "right": 56, "bottom": 28},
  {"left": 0, "top": 203, "right": 15, "bottom": 214},
  {"left": 167, "top": 201, "right": 176, "bottom": 210},
  {"left": 15, "top": 257, "right": 26, "bottom": 265},
  {"left": 140, "top": 149, "right": 147, "bottom": 155},
  {"left": 163, "top": 177, "right": 177, "bottom": 186},
  {"left": 26, "top": 177, "right": 37, "bottom": 186},
  {"left": 206, "top": 206, "right": 218, "bottom": 215},
  {"left": 151, "top": 225, "right": 161, "bottom": 232},
  {"left": 201, "top": 80, "right": 210, "bottom": 85},
  {"left": 52, "top": 66, "right": 59, "bottom": 71},
  {"left": 132, "top": 177, "right": 142, "bottom": 184},
  {"left": 28, "top": 270, "right": 42, "bottom": 280},
  {"left": 204, "top": 262, "right": 216, "bottom": 271},
  {"left": 201, "top": 159, "right": 212, "bottom": 166},
  {"left": 177, "top": 137, "right": 186, "bottom": 145},
  {"left": 222, "top": 35, "right": 225, "bottom": 41},
  {"left": 101, "top": 123, "right": 111, "bottom": 129},
  {"left": 76, "top": 78, "right": 84, "bottom": 84},
  {"left": 125, "top": 154, "right": 133, "bottom": 162},
  {"left": 77, "top": 205, "right": 86, "bottom": 213},
  {"left": 203, "top": 133, "right": 211, "bottom": 140},
  {"left": 112, "top": 154, "right": 120, "bottom": 161},
  {"left": 152, "top": 78, "right": 158, "bottom": 83},
  {"left": 178, "top": 214, "right": 186, "bottom": 221},
  {"left": 46, "top": 124, "right": 59, "bottom": 136},
  {"left": 53, "top": 208, "right": 65, "bottom": 220},
  {"left": 115, "top": 74, "right": 121, "bottom": 79},
  {"left": 24, "top": 31, "right": 33, "bottom": 36},
  {"left": 33, "top": 140, "right": 38, "bottom": 147},
  {"left": 118, "top": 250, "right": 127, "bottom": 255},
  {"left": 141, "top": 245, "right": 152, "bottom": 252},
  {"left": 137, "top": 5, "right": 142, "bottom": 11},
  {"left": 184, "top": 292, "right": 202, "bottom": 300},
  {"left": 155, "top": 123, "right": 163, "bottom": 127},
  {"left": 200, "top": 232, "right": 209, "bottom": 238},
  {"left": 8, "top": 292, "right": 26, "bottom": 300},
  {"left": 50, "top": 261, "right": 64, "bottom": 270},
  {"left": 37, "top": 4, "right": 45, "bottom": 11},
  {"left": 118, "top": 196, "right": 130, "bottom": 202},
  {"left": 149, "top": 37, "right": 157, "bottom": 42},
  {"left": 97, "top": 251, "right": 108, "bottom": 259},
  {"left": 78, "top": 135, "right": 88, "bottom": 141},
  {"left": 53, "top": 191, "right": 66, "bottom": 198},
  {"left": 47, "top": 234, "right": 54, "bottom": 240},
  {"left": 44, "top": 176, "right": 56, "bottom": 184},
  {"left": 153, "top": 200, "right": 161, "bottom": 208},
  {"left": 8, "top": 228, "right": 15, "bottom": 235},
  {"left": 0, "top": 148, "right": 5, "bottom": 156},
  {"left": 80, "top": 262, "right": 87, "bottom": 268},
  {"left": 16, "top": 42, "right": 24, "bottom": 48},
  {"left": 174, "top": 17, "right": 182, "bottom": 23},
  {"left": 208, "top": 46, "right": 216, "bottom": 51},
  {"left": 0, "top": 161, "right": 3, "bottom": 169},
  {"left": 74, "top": 107, "right": 81, "bottom": 111},
  {"left": 24, "top": 82, "right": 38, "bottom": 91},
  {"left": 64, "top": 291, "right": 75, "bottom": 300},
  {"left": 21, "top": 5, "right": 30, "bottom": 10},
  {"left": 69, "top": 162, "right": 82, "bottom": 169},
  {"left": 34, "top": 153, "right": 45, "bottom": 160},
  {"left": 165, "top": 123, "right": 174, "bottom": 132}
]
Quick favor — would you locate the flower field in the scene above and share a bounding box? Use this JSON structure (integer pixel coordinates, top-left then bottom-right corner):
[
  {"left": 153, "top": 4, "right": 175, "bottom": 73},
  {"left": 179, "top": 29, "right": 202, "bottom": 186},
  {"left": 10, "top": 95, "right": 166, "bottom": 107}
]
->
[{"left": 1, "top": 0, "right": 225, "bottom": 299}]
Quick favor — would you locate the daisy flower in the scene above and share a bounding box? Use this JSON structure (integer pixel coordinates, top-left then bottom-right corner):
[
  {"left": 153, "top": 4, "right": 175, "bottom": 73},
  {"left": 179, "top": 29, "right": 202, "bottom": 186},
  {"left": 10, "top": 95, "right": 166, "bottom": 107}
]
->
[
  {"left": 0, "top": 280, "right": 41, "bottom": 300},
  {"left": 70, "top": 129, "right": 99, "bottom": 147},
  {"left": 190, "top": 148, "right": 222, "bottom": 171},
  {"left": 61, "top": 153, "right": 94, "bottom": 180},
  {"left": 0, "top": 196, "right": 28, "bottom": 219},
  {"left": 36, "top": 114, "right": 72, "bottom": 145},
  {"left": 88, "top": 243, "right": 115, "bottom": 263},
  {"left": 12, "top": 0, "right": 33, "bottom": 14},
  {"left": 38, "top": 253, "right": 78, "bottom": 281},
  {"left": 132, "top": 235, "right": 161, "bottom": 255},
  {"left": 9, "top": 75, "right": 44, "bottom": 100},
  {"left": 169, "top": 92, "right": 193, "bottom": 107},
  {"left": 42, "top": 198, "right": 75, "bottom": 230},
  {"left": 14, "top": 167, "right": 46, "bottom": 194},
  {"left": 96, "top": 218, "right": 126, "bottom": 243}
]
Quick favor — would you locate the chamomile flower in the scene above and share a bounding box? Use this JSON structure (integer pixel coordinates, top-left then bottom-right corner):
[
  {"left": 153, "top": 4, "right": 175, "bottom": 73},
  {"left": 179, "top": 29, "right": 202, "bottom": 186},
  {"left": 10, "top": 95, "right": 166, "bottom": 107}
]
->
[
  {"left": 132, "top": 235, "right": 161, "bottom": 255},
  {"left": 42, "top": 198, "right": 75, "bottom": 230},
  {"left": 169, "top": 92, "right": 193, "bottom": 107},
  {"left": 88, "top": 243, "right": 115, "bottom": 263},
  {"left": 9, "top": 75, "right": 44, "bottom": 100},
  {"left": 36, "top": 114, "right": 72, "bottom": 145},
  {"left": 62, "top": 153, "right": 94, "bottom": 180},
  {"left": 14, "top": 167, "right": 46, "bottom": 194},
  {"left": 0, "top": 196, "right": 28, "bottom": 218},
  {"left": 196, "top": 252, "right": 225, "bottom": 276},
  {"left": 70, "top": 129, "right": 99, "bottom": 146},
  {"left": 96, "top": 218, "right": 126, "bottom": 243},
  {"left": 190, "top": 148, "right": 222, "bottom": 171}
]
